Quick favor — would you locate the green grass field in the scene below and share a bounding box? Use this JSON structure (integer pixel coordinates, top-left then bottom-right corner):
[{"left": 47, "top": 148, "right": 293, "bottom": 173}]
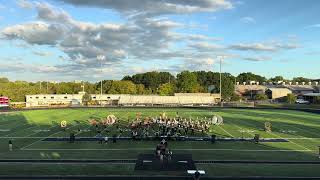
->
[{"left": 0, "top": 107, "right": 320, "bottom": 177}]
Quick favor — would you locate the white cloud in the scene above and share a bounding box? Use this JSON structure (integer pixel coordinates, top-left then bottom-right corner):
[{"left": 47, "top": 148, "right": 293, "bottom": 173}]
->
[
  {"left": 16, "top": 0, "right": 33, "bottom": 9},
  {"left": 32, "top": 51, "right": 52, "bottom": 57},
  {"left": 240, "top": 17, "right": 255, "bottom": 24},
  {"left": 189, "top": 42, "right": 224, "bottom": 52},
  {"left": 229, "top": 42, "right": 300, "bottom": 52},
  {"left": 4, "top": 1, "right": 289, "bottom": 80},
  {"left": 0, "top": 62, "right": 62, "bottom": 74},
  {"left": 2, "top": 22, "right": 66, "bottom": 45},
  {"left": 304, "top": 24, "right": 320, "bottom": 29},
  {"left": 242, "top": 56, "right": 271, "bottom": 62},
  {"left": 2, "top": 2, "right": 229, "bottom": 79},
  {"left": 230, "top": 43, "right": 275, "bottom": 51},
  {"left": 59, "top": 0, "right": 233, "bottom": 17}
]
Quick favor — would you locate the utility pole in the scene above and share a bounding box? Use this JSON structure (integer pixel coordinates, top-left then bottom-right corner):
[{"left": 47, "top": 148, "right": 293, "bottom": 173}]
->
[
  {"left": 81, "top": 81, "right": 85, "bottom": 92},
  {"left": 46, "top": 81, "right": 49, "bottom": 94},
  {"left": 218, "top": 56, "right": 223, "bottom": 107},
  {"left": 97, "top": 55, "right": 105, "bottom": 107}
]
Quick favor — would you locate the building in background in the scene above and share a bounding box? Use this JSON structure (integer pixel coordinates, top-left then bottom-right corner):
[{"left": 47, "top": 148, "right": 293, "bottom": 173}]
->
[
  {"left": 25, "top": 92, "right": 221, "bottom": 108},
  {"left": 265, "top": 88, "right": 292, "bottom": 100},
  {"left": 285, "top": 85, "right": 315, "bottom": 96},
  {"left": 302, "top": 93, "right": 320, "bottom": 103},
  {"left": 235, "top": 83, "right": 320, "bottom": 101},
  {"left": 235, "top": 85, "right": 267, "bottom": 100}
]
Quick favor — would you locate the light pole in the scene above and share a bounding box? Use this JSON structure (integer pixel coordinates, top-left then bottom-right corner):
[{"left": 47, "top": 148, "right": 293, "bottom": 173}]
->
[
  {"left": 97, "top": 55, "right": 105, "bottom": 107},
  {"left": 81, "top": 81, "right": 85, "bottom": 92},
  {"left": 217, "top": 56, "right": 223, "bottom": 107}
]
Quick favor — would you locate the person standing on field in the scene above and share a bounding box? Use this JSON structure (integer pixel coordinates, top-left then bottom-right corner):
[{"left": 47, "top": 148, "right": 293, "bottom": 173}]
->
[{"left": 8, "top": 140, "right": 12, "bottom": 151}]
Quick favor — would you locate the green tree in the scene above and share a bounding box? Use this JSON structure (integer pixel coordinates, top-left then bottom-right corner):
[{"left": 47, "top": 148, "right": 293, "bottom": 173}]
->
[
  {"left": 194, "top": 71, "right": 218, "bottom": 92},
  {"left": 176, "top": 71, "right": 202, "bottom": 93},
  {"left": 270, "top": 76, "right": 285, "bottom": 82},
  {"left": 292, "top": 77, "right": 310, "bottom": 83},
  {"left": 55, "top": 82, "right": 74, "bottom": 94},
  {"left": 255, "top": 94, "right": 268, "bottom": 100},
  {"left": 122, "top": 75, "right": 132, "bottom": 81},
  {"left": 0, "top": 77, "right": 9, "bottom": 83},
  {"left": 158, "top": 83, "right": 175, "bottom": 96},
  {"left": 230, "top": 93, "right": 241, "bottom": 101},
  {"left": 136, "top": 84, "right": 145, "bottom": 94},
  {"left": 285, "top": 93, "right": 296, "bottom": 104},
  {"left": 82, "top": 92, "right": 92, "bottom": 106},
  {"left": 237, "top": 72, "right": 266, "bottom": 83},
  {"left": 127, "top": 71, "right": 175, "bottom": 92},
  {"left": 96, "top": 80, "right": 113, "bottom": 94},
  {"left": 217, "top": 73, "right": 235, "bottom": 100},
  {"left": 108, "top": 81, "right": 137, "bottom": 94}
]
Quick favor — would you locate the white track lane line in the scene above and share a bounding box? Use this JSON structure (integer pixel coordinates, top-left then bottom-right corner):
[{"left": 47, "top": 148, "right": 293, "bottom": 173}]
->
[{"left": 21, "top": 148, "right": 312, "bottom": 152}]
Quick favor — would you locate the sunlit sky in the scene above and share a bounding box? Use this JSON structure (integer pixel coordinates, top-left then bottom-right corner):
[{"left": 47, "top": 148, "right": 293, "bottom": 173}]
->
[{"left": 0, "top": 0, "right": 319, "bottom": 82}]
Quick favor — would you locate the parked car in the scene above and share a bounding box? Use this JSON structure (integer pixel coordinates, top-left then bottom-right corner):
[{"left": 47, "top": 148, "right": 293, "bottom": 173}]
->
[{"left": 295, "top": 99, "right": 310, "bottom": 104}]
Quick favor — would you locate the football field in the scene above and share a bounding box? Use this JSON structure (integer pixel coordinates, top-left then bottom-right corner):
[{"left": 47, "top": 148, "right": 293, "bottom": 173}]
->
[{"left": 0, "top": 107, "right": 320, "bottom": 177}]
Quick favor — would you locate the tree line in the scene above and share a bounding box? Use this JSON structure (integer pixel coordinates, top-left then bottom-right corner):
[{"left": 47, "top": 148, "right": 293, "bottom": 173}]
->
[{"left": 0, "top": 72, "right": 317, "bottom": 102}]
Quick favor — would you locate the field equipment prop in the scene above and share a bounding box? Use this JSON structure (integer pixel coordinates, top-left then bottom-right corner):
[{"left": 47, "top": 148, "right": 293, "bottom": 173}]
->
[
  {"left": 105, "top": 115, "right": 117, "bottom": 125},
  {"left": 60, "top": 120, "right": 67, "bottom": 130},
  {"left": 264, "top": 122, "right": 272, "bottom": 132},
  {"left": 211, "top": 115, "right": 223, "bottom": 125}
]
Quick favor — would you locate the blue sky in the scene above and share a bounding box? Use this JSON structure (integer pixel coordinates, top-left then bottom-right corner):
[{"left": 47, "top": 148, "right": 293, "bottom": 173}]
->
[{"left": 0, "top": 0, "right": 319, "bottom": 82}]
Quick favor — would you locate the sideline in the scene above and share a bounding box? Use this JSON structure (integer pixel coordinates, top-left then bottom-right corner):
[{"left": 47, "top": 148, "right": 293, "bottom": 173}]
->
[{"left": 21, "top": 148, "right": 312, "bottom": 152}]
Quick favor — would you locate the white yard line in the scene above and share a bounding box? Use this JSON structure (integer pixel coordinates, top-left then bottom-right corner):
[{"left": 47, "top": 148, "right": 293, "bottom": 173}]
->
[
  {"left": 269, "top": 132, "right": 312, "bottom": 151},
  {"left": 4, "top": 125, "right": 37, "bottom": 137},
  {"left": 218, "top": 125, "right": 234, "bottom": 138},
  {"left": 75, "top": 127, "right": 91, "bottom": 136},
  {"left": 21, "top": 148, "right": 312, "bottom": 152},
  {"left": 1, "top": 123, "right": 29, "bottom": 135},
  {"left": 285, "top": 125, "right": 320, "bottom": 138},
  {"left": 228, "top": 117, "right": 314, "bottom": 151},
  {"left": 228, "top": 121, "right": 255, "bottom": 137},
  {"left": 25, "top": 125, "right": 60, "bottom": 137},
  {"left": 20, "top": 125, "right": 77, "bottom": 150}
]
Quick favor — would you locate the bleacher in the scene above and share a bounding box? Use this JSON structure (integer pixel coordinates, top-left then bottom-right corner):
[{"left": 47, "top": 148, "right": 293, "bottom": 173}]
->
[{"left": 118, "top": 94, "right": 219, "bottom": 106}]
